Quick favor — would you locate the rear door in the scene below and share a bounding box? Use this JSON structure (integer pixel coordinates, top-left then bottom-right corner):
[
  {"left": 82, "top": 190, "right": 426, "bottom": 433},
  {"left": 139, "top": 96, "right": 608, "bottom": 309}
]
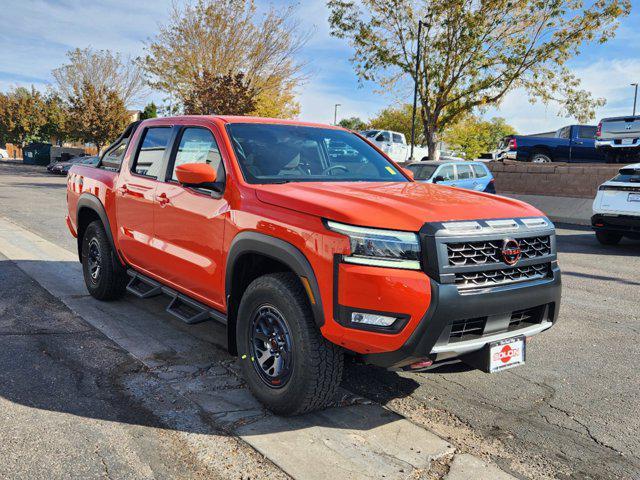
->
[
  {"left": 454, "top": 164, "right": 475, "bottom": 190},
  {"left": 115, "top": 125, "right": 174, "bottom": 269},
  {"left": 554, "top": 127, "right": 571, "bottom": 162},
  {"left": 152, "top": 125, "right": 229, "bottom": 310},
  {"left": 470, "top": 163, "right": 491, "bottom": 191}
]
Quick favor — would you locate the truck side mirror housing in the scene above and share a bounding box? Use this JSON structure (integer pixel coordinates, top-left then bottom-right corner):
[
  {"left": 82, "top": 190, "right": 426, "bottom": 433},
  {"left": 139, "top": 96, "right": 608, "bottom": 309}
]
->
[
  {"left": 175, "top": 163, "right": 217, "bottom": 187},
  {"left": 433, "top": 175, "right": 445, "bottom": 183},
  {"left": 402, "top": 168, "right": 415, "bottom": 180}
]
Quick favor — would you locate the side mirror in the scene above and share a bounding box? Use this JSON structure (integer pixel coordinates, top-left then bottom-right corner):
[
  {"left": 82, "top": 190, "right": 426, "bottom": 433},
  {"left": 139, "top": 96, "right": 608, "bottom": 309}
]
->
[
  {"left": 433, "top": 175, "right": 445, "bottom": 183},
  {"left": 175, "top": 163, "right": 217, "bottom": 187},
  {"left": 402, "top": 168, "right": 415, "bottom": 180}
]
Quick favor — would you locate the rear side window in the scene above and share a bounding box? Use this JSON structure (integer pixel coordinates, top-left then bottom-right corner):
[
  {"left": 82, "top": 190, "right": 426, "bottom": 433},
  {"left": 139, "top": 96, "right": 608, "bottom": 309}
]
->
[
  {"left": 438, "top": 164, "right": 456, "bottom": 181},
  {"left": 132, "top": 127, "right": 172, "bottom": 178},
  {"left": 392, "top": 133, "right": 403, "bottom": 143},
  {"left": 170, "top": 127, "right": 224, "bottom": 182},
  {"left": 101, "top": 141, "right": 127, "bottom": 170},
  {"left": 457, "top": 164, "right": 473, "bottom": 179},
  {"left": 578, "top": 126, "right": 597, "bottom": 139},
  {"left": 472, "top": 164, "right": 488, "bottom": 178}
]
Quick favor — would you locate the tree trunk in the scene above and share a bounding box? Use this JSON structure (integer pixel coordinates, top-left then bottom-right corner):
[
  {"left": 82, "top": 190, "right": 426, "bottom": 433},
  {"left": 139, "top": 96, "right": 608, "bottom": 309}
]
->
[{"left": 425, "top": 129, "right": 440, "bottom": 161}]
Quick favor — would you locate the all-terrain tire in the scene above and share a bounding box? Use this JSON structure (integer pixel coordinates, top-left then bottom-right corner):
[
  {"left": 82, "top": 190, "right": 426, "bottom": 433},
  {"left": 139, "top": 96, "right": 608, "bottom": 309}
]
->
[
  {"left": 595, "top": 231, "right": 623, "bottom": 246},
  {"left": 81, "top": 220, "right": 128, "bottom": 300},
  {"left": 237, "top": 272, "right": 344, "bottom": 416}
]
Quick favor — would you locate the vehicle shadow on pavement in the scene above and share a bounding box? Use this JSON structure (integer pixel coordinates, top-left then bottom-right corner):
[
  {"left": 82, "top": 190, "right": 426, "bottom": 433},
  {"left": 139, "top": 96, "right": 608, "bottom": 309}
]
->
[
  {"left": 8, "top": 182, "right": 67, "bottom": 189},
  {"left": 555, "top": 232, "right": 640, "bottom": 256},
  {"left": 0, "top": 258, "right": 422, "bottom": 442}
]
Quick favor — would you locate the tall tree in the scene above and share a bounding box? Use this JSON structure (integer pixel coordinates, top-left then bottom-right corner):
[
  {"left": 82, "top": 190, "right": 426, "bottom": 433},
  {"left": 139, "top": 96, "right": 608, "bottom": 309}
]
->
[
  {"left": 443, "top": 116, "right": 516, "bottom": 159},
  {"left": 66, "top": 82, "right": 130, "bottom": 152},
  {"left": 338, "top": 116, "right": 368, "bottom": 131},
  {"left": 0, "top": 87, "right": 48, "bottom": 147},
  {"left": 52, "top": 48, "right": 146, "bottom": 107},
  {"left": 142, "top": 0, "right": 309, "bottom": 118},
  {"left": 368, "top": 105, "right": 416, "bottom": 142},
  {"left": 328, "top": 0, "right": 630, "bottom": 159},
  {"left": 183, "top": 72, "right": 258, "bottom": 115}
]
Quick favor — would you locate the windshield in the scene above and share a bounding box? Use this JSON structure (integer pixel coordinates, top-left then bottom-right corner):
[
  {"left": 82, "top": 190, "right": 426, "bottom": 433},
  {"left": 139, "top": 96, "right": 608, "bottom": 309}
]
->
[
  {"left": 407, "top": 164, "right": 437, "bottom": 180},
  {"left": 613, "top": 168, "right": 640, "bottom": 182},
  {"left": 227, "top": 124, "right": 407, "bottom": 184}
]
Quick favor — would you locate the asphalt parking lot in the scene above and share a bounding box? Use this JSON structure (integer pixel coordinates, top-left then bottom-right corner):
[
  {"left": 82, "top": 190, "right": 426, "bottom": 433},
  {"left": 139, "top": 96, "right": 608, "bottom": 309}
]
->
[{"left": 1, "top": 161, "right": 639, "bottom": 479}]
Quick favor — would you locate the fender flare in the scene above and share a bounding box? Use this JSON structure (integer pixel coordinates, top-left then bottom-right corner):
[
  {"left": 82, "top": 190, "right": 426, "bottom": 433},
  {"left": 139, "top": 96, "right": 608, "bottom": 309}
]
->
[
  {"left": 226, "top": 231, "right": 325, "bottom": 327},
  {"left": 76, "top": 193, "right": 119, "bottom": 263}
]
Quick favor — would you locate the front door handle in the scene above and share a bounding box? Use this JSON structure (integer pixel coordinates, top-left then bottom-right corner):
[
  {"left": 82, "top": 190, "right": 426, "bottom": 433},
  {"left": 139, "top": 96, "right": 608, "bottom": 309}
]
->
[{"left": 157, "top": 192, "right": 171, "bottom": 207}]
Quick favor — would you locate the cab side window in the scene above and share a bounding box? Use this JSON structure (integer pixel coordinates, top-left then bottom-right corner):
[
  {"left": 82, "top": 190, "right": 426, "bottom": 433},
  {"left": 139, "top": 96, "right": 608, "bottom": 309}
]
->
[
  {"left": 438, "top": 164, "right": 456, "bottom": 181},
  {"left": 472, "top": 164, "right": 488, "bottom": 178},
  {"left": 392, "top": 133, "right": 403, "bottom": 143},
  {"left": 457, "top": 164, "right": 473, "bottom": 179},
  {"left": 171, "top": 127, "right": 224, "bottom": 183},
  {"left": 132, "top": 127, "right": 172, "bottom": 178}
]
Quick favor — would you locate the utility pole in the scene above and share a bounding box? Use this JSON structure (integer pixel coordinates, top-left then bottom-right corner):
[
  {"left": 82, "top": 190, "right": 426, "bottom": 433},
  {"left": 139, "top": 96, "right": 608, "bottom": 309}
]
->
[
  {"left": 334, "top": 104, "right": 341, "bottom": 125},
  {"left": 632, "top": 83, "right": 638, "bottom": 116},
  {"left": 410, "top": 19, "right": 428, "bottom": 161}
]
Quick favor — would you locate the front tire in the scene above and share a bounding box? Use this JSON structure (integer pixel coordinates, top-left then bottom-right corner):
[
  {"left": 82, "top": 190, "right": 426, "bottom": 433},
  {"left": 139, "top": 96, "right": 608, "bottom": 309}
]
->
[
  {"left": 595, "top": 231, "right": 622, "bottom": 245},
  {"left": 81, "top": 220, "right": 128, "bottom": 300},
  {"left": 237, "top": 273, "right": 343, "bottom": 416}
]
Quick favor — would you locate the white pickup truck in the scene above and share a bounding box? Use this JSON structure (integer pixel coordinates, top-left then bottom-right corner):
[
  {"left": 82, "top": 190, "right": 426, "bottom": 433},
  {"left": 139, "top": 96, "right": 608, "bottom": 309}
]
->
[{"left": 361, "top": 130, "right": 430, "bottom": 163}]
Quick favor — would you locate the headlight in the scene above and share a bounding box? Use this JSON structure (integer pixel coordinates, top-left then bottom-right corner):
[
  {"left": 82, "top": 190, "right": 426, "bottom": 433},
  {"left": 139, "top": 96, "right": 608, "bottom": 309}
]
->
[{"left": 326, "top": 221, "right": 421, "bottom": 270}]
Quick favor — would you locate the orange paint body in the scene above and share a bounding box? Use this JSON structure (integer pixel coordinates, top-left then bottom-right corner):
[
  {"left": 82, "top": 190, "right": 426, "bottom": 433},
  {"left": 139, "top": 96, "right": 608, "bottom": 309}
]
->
[{"left": 66, "top": 116, "right": 544, "bottom": 355}]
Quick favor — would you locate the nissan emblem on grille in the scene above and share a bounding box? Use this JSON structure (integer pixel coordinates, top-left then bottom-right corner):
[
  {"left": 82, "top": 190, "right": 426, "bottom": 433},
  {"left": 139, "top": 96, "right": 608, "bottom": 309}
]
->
[{"left": 501, "top": 239, "right": 522, "bottom": 266}]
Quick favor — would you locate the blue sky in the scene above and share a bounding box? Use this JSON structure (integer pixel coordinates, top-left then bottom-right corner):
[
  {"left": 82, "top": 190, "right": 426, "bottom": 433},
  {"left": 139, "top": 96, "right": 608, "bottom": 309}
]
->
[{"left": 1, "top": 0, "right": 639, "bottom": 133}]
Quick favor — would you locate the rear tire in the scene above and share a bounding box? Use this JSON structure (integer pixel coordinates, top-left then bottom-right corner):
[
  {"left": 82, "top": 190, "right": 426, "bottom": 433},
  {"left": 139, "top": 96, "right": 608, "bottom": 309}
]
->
[
  {"left": 531, "top": 152, "right": 552, "bottom": 163},
  {"left": 81, "top": 220, "right": 128, "bottom": 300},
  {"left": 237, "top": 272, "right": 343, "bottom": 416},
  {"left": 595, "top": 231, "right": 622, "bottom": 245},
  {"left": 604, "top": 151, "right": 619, "bottom": 164}
]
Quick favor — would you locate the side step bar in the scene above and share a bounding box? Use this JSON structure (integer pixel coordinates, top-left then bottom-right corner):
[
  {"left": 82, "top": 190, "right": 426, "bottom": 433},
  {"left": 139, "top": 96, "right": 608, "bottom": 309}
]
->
[{"left": 126, "top": 270, "right": 227, "bottom": 326}]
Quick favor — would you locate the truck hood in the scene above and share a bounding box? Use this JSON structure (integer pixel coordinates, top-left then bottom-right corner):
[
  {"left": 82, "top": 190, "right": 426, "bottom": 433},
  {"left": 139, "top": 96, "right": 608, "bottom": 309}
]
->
[{"left": 254, "top": 182, "right": 543, "bottom": 231}]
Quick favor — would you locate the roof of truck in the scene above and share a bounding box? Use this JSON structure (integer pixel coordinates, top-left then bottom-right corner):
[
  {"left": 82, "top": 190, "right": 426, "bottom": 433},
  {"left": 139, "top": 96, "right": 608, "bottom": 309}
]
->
[{"left": 144, "top": 115, "right": 346, "bottom": 130}]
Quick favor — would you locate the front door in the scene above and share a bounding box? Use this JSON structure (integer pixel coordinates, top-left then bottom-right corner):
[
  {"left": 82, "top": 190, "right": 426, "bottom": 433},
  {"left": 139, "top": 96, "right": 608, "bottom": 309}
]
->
[
  {"left": 115, "top": 126, "right": 173, "bottom": 269},
  {"left": 152, "top": 126, "right": 229, "bottom": 310}
]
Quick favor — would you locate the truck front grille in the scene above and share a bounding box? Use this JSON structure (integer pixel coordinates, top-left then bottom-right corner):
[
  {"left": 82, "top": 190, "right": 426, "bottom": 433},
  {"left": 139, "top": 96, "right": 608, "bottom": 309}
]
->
[
  {"left": 455, "top": 263, "right": 551, "bottom": 290},
  {"left": 509, "top": 306, "right": 545, "bottom": 329},
  {"left": 447, "top": 236, "right": 550, "bottom": 266},
  {"left": 449, "top": 316, "right": 487, "bottom": 342}
]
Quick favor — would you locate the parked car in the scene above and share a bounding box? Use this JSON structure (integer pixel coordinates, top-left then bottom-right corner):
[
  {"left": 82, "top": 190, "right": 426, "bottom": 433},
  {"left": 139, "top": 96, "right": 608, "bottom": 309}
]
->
[
  {"left": 360, "top": 129, "right": 430, "bottom": 162},
  {"left": 0, "top": 147, "right": 8, "bottom": 159},
  {"left": 49, "top": 156, "right": 99, "bottom": 175},
  {"left": 66, "top": 117, "right": 561, "bottom": 415},
  {"left": 592, "top": 163, "right": 640, "bottom": 244},
  {"left": 595, "top": 115, "right": 640, "bottom": 164},
  {"left": 502, "top": 125, "right": 604, "bottom": 163},
  {"left": 406, "top": 161, "right": 496, "bottom": 193}
]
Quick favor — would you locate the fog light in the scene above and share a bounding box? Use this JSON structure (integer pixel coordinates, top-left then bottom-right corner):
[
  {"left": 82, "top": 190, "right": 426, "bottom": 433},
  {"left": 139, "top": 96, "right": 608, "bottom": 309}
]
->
[{"left": 351, "top": 312, "right": 397, "bottom": 327}]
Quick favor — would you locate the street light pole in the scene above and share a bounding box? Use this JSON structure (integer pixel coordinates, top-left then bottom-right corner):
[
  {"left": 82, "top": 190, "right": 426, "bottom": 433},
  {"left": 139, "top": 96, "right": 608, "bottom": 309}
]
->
[
  {"left": 410, "top": 20, "right": 424, "bottom": 162},
  {"left": 334, "top": 104, "right": 341, "bottom": 125},
  {"left": 632, "top": 83, "right": 638, "bottom": 116}
]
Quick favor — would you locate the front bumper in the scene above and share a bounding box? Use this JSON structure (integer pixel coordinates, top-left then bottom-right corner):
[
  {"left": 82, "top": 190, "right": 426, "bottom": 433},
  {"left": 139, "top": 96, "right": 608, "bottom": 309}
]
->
[
  {"left": 592, "top": 214, "right": 640, "bottom": 236},
  {"left": 362, "top": 266, "right": 561, "bottom": 368}
]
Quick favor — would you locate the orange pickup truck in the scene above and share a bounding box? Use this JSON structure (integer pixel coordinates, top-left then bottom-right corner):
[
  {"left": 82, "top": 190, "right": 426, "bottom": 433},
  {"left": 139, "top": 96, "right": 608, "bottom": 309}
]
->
[{"left": 66, "top": 116, "right": 561, "bottom": 415}]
